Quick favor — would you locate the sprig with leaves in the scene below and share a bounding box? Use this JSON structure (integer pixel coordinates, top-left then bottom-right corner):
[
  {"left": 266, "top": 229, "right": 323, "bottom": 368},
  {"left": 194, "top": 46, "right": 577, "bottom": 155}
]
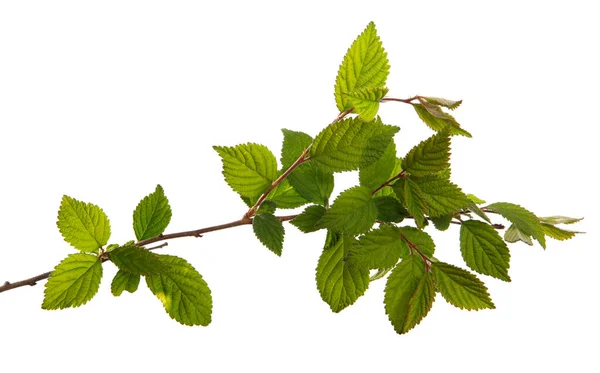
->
[{"left": 0, "top": 22, "right": 583, "bottom": 335}]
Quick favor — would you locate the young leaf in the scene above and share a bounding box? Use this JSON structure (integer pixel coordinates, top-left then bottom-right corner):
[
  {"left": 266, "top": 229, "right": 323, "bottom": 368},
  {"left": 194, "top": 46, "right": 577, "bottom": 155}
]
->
[
  {"left": 539, "top": 216, "right": 583, "bottom": 225},
  {"left": 334, "top": 21, "right": 389, "bottom": 112},
  {"left": 57, "top": 195, "right": 111, "bottom": 252},
  {"left": 460, "top": 220, "right": 511, "bottom": 282},
  {"left": 213, "top": 143, "right": 278, "bottom": 198},
  {"left": 504, "top": 224, "right": 533, "bottom": 245},
  {"left": 541, "top": 223, "right": 581, "bottom": 241},
  {"left": 359, "top": 140, "right": 397, "bottom": 191},
  {"left": 373, "top": 196, "right": 408, "bottom": 223},
  {"left": 317, "top": 186, "right": 378, "bottom": 236},
  {"left": 485, "top": 202, "right": 546, "bottom": 248},
  {"left": 42, "top": 253, "right": 103, "bottom": 309},
  {"left": 467, "top": 194, "right": 486, "bottom": 205},
  {"left": 398, "top": 227, "right": 436, "bottom": 257},
  {"left": 402, "top": 131, "right": 451, "bottom": 177},
  {"left": 316, "top": 234, "right": 369, "bottom": 312},
  {"left": 311, "top": 116, "right": 399, "bottom": 172},
  {"left": 146, "top": 255, "right": 212, "bottom": 326},
  {"left": 346, "top": 86, "right": 389, "bottom": 121},
  {"left": 413, "top": 103, "right": 472, "bottom": 138},
  {"left": 291, "top": 205, "right": 326, "bottom": 233},
  {"left": 347, "top": 225, "right": 407, "bottom": 269},
  {"left": 111, "top": 269, "right": 140, "bottom": 296},
  {"left": 384, "top": 255, "right": 435, "bottom": 334},
  {"left": 421, "top": 96, "right": 462, "bottom": 110},
  {"left": 253, "top": 213, "right": 285, "bottom": 256},
  {"left": 133, "top": 185, "right": 172, "bottom": 241},
  {"left": 414, "top": 176, "right": 472, "bottom": 217},
  {"left": 432, "top": 262, "right": 495, "bottom": 310},
  {"left": 109, "top": 243, "right": 170, "bottom": 275}
]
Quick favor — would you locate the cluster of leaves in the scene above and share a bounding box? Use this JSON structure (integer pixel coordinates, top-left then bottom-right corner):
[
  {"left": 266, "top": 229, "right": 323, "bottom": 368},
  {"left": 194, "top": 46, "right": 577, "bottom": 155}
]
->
[{"left": 39, "top": 22, "right": 582, "bottom": 335}]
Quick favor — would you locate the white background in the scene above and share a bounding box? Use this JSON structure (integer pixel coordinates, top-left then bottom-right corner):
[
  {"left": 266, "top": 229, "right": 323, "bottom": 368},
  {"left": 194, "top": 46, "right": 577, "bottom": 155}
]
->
[{"left": 1, "top": 1, "right": 598, "bottom": 372}]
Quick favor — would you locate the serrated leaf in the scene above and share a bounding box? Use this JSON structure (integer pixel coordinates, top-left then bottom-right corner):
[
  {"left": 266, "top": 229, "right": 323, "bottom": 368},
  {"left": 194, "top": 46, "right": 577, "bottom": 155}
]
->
[
  {"left": 398, "top": 227, "right": 436, "bottom": 257},
  {"left": 109, "top": 243, "right": 170, "bottom": 275},
  {"left": 432, "top": 262, "right": 495, "bottom": 310},
  {"left": 359, "top": 140, "right": 397, "bottom": 191},
  {"left": 268, "top": 178, "right": 309, "bottom": 209},
  {"left": 42, "top": 253, "right": 103, "bottom": 309},
  {"left": 467, "top": 194, "right": 486, "bottom": 205},
  {"left": 253, "top": 213, "right": 285, "bottom": 256},
  {"left": 334, "top": 22, "right": 389, "bottom": 112},
  {"left": 486, "top": 202, "right": 546, "bottom": 248},
  {"left": 256, "top": 200, "right": 277, "bottom": 214},
  {"left": 373, "top": 196, "right": 408, "bottom": 223},
  {"left": 431, "top": 214, "right": 452, "bottom": 231},
  {"left": 460, "top": 220, "right": 511, "bottom": 281},
  {"left": 317, "top": 186, "right": 377, "bottom": 235},
  {"left": 414, "top": 176, "right": 473, "bottom": 217},
  {"left": 133, "top": 185, "right": 172, "bottom": 241},
  {"left": 281, "top": 129, "right": 313, "bottom": 169},
  {"left": 413, "top": 104, "right": 472, "bottom": 138},
  {"left": 402, "top": 132, "right": 451, "bottom": 177},
  {"left": 393, "top": 178, "right": 428, "bottom": 228},
  {"left": 57, "top": 195, "right": 111, "bottom": 252},
  {"left": 213, "top": 143, "right": 278, "bottom": 198},
  {"left": 541, "top": 223, "right": 581, "bottom": 241},
  {"left": 111, "top": 269, "right": 140, "bottom": 296},
  {"left": 504, "top": 224, "right": 534, "bottom": 245},
  {"left": 291, "top": 205, "right": 326, "bottom": 233},
  {"left": 146, "top": 255, "right": 212, "bottom": 326},
  {"left": 384, "top": 255, "right": 435, "bottom": 334},
  {"left": 316, "top": 233, "right": 369, "bottom": 312},
  {"left": 539, "top": 216, "right": 583, "bottom": 225},
  {"left": 346, "top": 87, "right": 389, "bottom": 121},
  {"left": 421, "top": 96, "right": 462, "bottom": 110},
  {"left": 311, "top": 116, "right": 399, "bottom": 172},
  {"left": 347, "top": 225, "right": 407, "bottom": 269},
  {"left": 469, "top": 203, "right": 492, "bottom": 223}
]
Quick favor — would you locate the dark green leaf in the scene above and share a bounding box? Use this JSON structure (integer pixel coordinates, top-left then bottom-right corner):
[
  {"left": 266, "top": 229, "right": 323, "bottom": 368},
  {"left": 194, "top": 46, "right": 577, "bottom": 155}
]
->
[
  {"left": 268, "top": 178, "right": 310, "bottom": 209},
  {"left": 347, "top": 225, "right": 407, "bottom": 269},
  {"left": 109, "top": 243, "right": 170, "bottom": 275},
  {"left": 373, "top": 196, "right": 408, "bottom": 223},
  {"left": 291, "top": 205, "right": 326, "bottom": 233},
  {"left": 431, "top": 214, "right": 452, "bottom": 231},
  {"left": 317, "top": 186, "right": 378, "bottom": 235},
  {"left": 253, "top": 213, "right": 285, "bottom": 256},
  {"left": 57, "top": 195, "right": 111, "bottom": 252},
  {"left": 393, "top": 178, "right": 428, "bottom": 228},
  {"left": 111, "top": 269, "right": 140, "bottom": 296},
  {"left": 133, "top": 185, "right": 172, "bottom": 241},
  {"left": 460, "top": 220, "right": 511, "bottom": 281},
  {"left": 432, "top": 262, "right": 495, "bottom": 310},
  {"left": 359, "top": 140, "right": 397, "bottom": 191}
]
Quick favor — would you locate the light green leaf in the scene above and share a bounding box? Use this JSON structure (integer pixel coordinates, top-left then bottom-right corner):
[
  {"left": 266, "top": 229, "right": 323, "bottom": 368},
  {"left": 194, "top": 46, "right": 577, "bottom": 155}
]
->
[
  {"left": 253, "top": 213, "right": 285, "bottom": 256},
  {"left": 281, "top": 129, "right": 313, "bottom": 169},
  {"left": 469, "top": 203, "right": 492, "bottom": 223},
  {"left": 541, "top": 223, "right": 581, "bottom": 241},
  {"left": 467, "top": 194, "right": 486, "bottom": 205},
  {"left": 539, "top": 216, "right": 583, "bottom": 225},
  {"left": 421, "top": 96, "right": 462, "bottom": 110},
  {"left": 109, "top": 243, "right": 170, "bottom": 275},
  {"left": 133, "top": 185, "right": 172, "bottom": 241},
  {"left": 384, "top": 255, "right": 435, "bottom": 334},
  {"left": 370, "top": 267, "right": 393, "bottom": 281},
  {"left": 504, "top": 224, "right": 533, "bottom": 245},
  {"left": 317, "top": 186, "right": 378, "bottom": 235},
  {"left": 485, "top": 202, "right": 546, "bottom": 248},
  {"left": 311, "top": 116, "right": 399, "bottom": 172},
  {"left": 334, "top": 21, "right": 389, "bottom": 112},
  {"left": 359, "top": 140, "right": 397, "bottom": 191},
  {"left": 346, "top": 87, "right": 389, "bottom": 121},
  {"left": 373, "top": 196, "right": 408, "bottom": 223},
  {"left": 460, "top": 220, "right": 511, "bottom": 281},
  {"left": 111, "top": 269, "right": 140, "bottom": 296},
  {"left": 146, "top": 255, "right": 212, "bottom": 326},
  {"left": 291, "top": 205, "right": 327, "bottom": 233},
  {"left": 402, "top": 131, "right": 451, "bottom": 177},
  {"left": 432, "top": 262, "right": 495, "bottom": 310},
  {"left": 213, "top": 143, "right": 278, "bottom": 198},
  {"left": 268, "top": 178, "right": 310, "bottom": 209},
  {"left": 393, "top": 178, "right": 428, "bottom": 228},
  {"left": 414, "top": 176, "right": 472, "bottom": 217},
  {"left": 57, "top": 195, "right": 111, "bottom": 252},
  {"left": 348, "top": 225, "right": 407, "bottom": 269},
  {"left": 316, "top": 233, "right": 369, "bottom": 312},
  {"left": 398, "top": 227, "right": 436, "bottom": 257},
  {"left": 413, "top": 104, "right": 472, "bottom": 138},
  {"left": 42, "top": 253, "right": 103, "bottom": 309}
]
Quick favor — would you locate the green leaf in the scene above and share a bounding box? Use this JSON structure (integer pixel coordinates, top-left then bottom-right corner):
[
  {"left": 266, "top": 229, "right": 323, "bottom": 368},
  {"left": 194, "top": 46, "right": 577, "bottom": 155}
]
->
[
  {"left": 111, "top": 269, "right": 140, "bottom": 296},
  {"left": 311, "top": 116, "right": 399, "bottom": 172},
  {"left": 56, "top": 195, "right": 111, "bottom": 252},
  {"left": 109, "top": 243, "right": 170, "bottom": 275},
  {"left": 42, "top": 253, "right": 103, "bottom": 309},
  {"left": 346, "top": 87, "right": 389, "bottom": 121},
  {"left": 398, "top": 227, "right": 436, "bottom": 257},
  {"left": 393, "top": 178, "right": 428, "bottom": 228},
  {"left": 253, "top": 213, "right": 285, "bottom": 256},
  {"left": 373, "top": 196, "right": 408, "bottom": 223},
  {"left": 146, "top": 255, "right": 212, "bottom": 326},
  {"left": 460, "top": 220, "right": 511, "bottom": 281},
  {"left": 213, "top": 143, "right": 278, "bottom": 198},
  {"left": 413, "top": 103, "right": 472, "bottom": 138},
  {"left": 541, "top": 223, "right": 581, "bottom": 241},
  {"left": 281, "top": 129, "right": 312, "bottom": 169},
  {"left": 334, "top": 22, "right": 389, "bottom": 112},
  {"left": 347, "top": 225, "right": 407, "bottom": 269},
  {"left": 384, "top": 255, "right": 435, "bottom": 334},
  {"left": 256, "top": 200, "right": 277, "bottom": 214},
  {"left": 317, "top": 186, "right": 378, "bottom": 235},
  {"left": 268, "top": 178, "right": 310, "bottom": 209},
  {"left": 467, "top": 194, "right": 486, "bottom": 205},
  {"left": 359, "top": 140, "right": 397, "bottom": 191},
  {"left": 370, "top": 267, "right": 393, "bottom": 281},
  {"left": 316, "top": 233, "right": 369, "bottom": 312},
  {"left": 421, "top": 96, "right": 462, "bottom": 110},
  {"left": 469, "top": 203, "right": 492, "bottom": 223},
  {"left": 133, "top": 185, "right": 172, "bottom": 241},
  {"left": 431, "top": 214, "right": 452, "bottom": 231},
  {"left": 291, "top": 205, "right": 326, "bottom": 233},
  {"left": 539, "top": 216, "right": 583, "bottom": 225},
  {"left": 414, "top": 176, "right": 472, "bottom": 217},
  {"left": 504, "top": 224, "right": 533, "bottom": 245},
  {"left": 485, "top": 202, "right": 546, "bottom": 248},
  {"left": 402, "top": 131, "right": 451, "bottom": 177},
  {"left": 432, "top": 262, "right": 495, "bottom": 310}
]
